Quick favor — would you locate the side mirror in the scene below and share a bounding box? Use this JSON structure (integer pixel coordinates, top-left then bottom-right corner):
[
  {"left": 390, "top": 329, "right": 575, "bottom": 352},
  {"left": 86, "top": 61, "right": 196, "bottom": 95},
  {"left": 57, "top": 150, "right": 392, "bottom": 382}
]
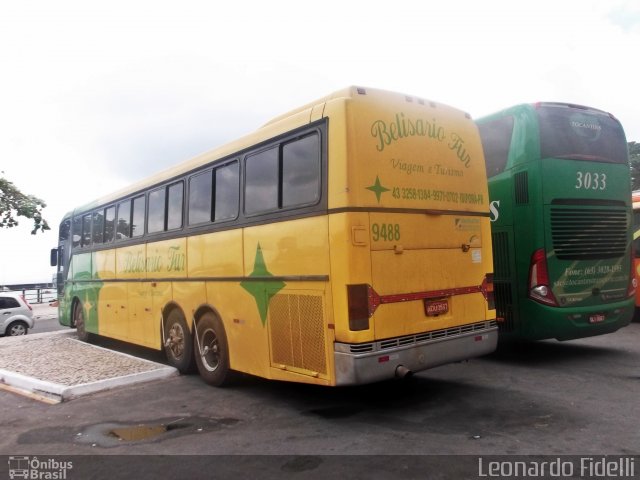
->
[{"left": 50, "top": 248, "right": 58, "bottom": 267}]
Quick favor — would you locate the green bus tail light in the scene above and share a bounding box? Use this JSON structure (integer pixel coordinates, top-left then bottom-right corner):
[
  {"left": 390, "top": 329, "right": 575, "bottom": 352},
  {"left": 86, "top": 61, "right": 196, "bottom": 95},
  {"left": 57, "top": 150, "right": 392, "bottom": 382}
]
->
[
  {"left": 347, "top": 284, "right": 374, "bottom": 331},
  {"left": 628, "top": 259, "right": 637, "bottom": 298},
  {"left": 528, "top": 249, "right": 559, "bottom": 306}
]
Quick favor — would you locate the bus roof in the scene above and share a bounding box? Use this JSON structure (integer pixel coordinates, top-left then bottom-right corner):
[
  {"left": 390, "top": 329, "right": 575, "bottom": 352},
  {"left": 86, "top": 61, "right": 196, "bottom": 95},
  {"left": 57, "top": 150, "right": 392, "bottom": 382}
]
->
[
  {"left": 477, "top": 101, "right": 617, "bottom": 123},
  {"left": 67, "top": 86, "right": 469, "bottom": 218},
  {"left": 67, "top": 87, "right": 358, "bottom": 218}
]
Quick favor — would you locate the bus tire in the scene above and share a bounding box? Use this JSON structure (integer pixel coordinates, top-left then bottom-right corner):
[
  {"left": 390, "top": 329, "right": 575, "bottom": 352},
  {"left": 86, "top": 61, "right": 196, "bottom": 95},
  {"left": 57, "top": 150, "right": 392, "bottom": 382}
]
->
[
  {"left": 73, "top": 301, "right": 90, "bottom": 342},
  {"left": 163, "top": 309, "right": 195, "bottom": 373},
  {"left": 194, "top": 312, "right": 232, "bottom": 387}
]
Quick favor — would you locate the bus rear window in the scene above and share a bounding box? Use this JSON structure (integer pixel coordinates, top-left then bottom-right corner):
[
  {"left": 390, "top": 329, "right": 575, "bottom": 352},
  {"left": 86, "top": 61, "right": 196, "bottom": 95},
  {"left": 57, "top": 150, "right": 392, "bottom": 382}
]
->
[
  {"left": 537, "top": 105, "right": 627, "bottom": 164},
  {"left": 478, "top": 116, "right": 514, "bottom": 178}
]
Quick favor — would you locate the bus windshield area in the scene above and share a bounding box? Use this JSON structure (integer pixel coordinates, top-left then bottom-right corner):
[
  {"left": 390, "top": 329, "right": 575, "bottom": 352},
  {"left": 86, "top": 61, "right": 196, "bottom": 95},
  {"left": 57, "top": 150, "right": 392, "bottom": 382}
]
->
[{"left": 537, "top": 105, "right": 628, "bottom": 164}]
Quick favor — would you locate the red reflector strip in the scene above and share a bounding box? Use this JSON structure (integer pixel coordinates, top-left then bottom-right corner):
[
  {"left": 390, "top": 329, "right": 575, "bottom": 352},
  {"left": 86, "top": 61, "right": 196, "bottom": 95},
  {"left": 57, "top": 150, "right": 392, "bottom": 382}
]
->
[
  {"left": 366, "top": 284, "right": 485, "bottom": 315},
  {"left": 378, "top": 286, "right": 483, "bottom": 305},
  {"left": 378, "top": 355, "right": 390, "bottom": 363}
]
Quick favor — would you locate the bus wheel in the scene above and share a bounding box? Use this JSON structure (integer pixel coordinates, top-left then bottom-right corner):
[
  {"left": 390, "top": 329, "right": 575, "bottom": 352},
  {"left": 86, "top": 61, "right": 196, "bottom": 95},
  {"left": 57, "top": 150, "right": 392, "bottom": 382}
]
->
[
  {"left": 194, "top": 312, "right": 231, "bottom": 387},
  {"left": 163, "top": 309, "right": 195, "bottom": 373},
  {"left": 73, "top": 301, "right": 90, "bottom": 342}
]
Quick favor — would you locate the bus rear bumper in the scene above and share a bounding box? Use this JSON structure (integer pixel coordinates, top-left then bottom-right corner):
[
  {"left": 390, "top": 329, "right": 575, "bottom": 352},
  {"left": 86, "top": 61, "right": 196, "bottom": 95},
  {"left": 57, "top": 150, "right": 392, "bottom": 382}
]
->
[
  {"left": 333, "top": 320, "right": 498, "bottom": 386},
  {"left": 514, "top": 298, "right": 634, "bottom": 341}
]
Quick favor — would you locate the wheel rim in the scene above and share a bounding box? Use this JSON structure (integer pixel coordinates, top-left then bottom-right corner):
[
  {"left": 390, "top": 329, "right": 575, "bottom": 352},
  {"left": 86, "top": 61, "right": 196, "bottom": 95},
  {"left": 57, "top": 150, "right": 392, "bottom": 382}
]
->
[
  {"left": 199, "top": 327, "right": 220, "bottom": 372},
  {"left": 167, "top": 323, "right": 185, "bottom": 359},
  {"left": 9, "top": 323, "right": 26, "bottom": 336}
]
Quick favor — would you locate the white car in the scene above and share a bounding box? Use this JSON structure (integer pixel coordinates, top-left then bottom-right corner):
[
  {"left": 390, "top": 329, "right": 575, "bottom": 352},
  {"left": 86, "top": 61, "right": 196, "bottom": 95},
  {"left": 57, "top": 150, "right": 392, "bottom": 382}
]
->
[{"left": 0, "top": 292, "right": 34, "bottom": 336}]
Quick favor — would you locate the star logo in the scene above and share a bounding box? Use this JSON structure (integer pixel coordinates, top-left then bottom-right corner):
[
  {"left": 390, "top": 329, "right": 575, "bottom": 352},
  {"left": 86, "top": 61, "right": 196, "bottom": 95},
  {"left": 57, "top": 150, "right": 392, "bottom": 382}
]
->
[
  {"left": 366, "top": 175, "right": 390, "bottom": 203},
  {"left": 241, "top": 243, "right": 285, "bottom": 326},
  {"left": 83, "top": 297, "right": 93, "bottom": 314}
]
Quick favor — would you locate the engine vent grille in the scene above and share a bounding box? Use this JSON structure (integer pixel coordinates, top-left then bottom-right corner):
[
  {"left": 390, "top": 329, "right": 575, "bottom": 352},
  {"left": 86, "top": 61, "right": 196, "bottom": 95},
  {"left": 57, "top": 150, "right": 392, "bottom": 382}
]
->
[
  {"left": 550, "top": 207, "right": 628, "bottom": 260},
  {"left": 514, "top": 171, "right": 529, "bottom": 204},
  {"left": 269, "top": 293, "right": 327, "bottom": 375}
]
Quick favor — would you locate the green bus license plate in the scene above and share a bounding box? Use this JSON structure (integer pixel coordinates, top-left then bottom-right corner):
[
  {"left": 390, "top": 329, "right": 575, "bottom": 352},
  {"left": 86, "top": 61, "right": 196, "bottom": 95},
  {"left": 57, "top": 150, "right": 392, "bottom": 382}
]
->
[
  {"left": 589, "top": 313, "right": 605, "bottom": 324},
  {"left": 424, "top": 299, "right": 449, "bottom": 317}
]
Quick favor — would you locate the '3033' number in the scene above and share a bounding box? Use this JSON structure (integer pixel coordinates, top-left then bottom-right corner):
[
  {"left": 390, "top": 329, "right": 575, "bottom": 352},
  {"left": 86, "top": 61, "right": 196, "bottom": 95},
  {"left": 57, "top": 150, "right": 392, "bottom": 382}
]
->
[{"left": 575, "top": 171, "right": 606, "bottom": 190}]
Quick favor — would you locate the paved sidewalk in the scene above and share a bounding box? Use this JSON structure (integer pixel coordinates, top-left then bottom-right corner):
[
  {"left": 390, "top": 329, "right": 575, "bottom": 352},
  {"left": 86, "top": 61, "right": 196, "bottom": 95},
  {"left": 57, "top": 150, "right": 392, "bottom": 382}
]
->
[
  {"left": 0, "top": 330, "right": 177, "bottom": 403},
  {"left": 30, "top": 302, "right": 58, "bottom": 320}
]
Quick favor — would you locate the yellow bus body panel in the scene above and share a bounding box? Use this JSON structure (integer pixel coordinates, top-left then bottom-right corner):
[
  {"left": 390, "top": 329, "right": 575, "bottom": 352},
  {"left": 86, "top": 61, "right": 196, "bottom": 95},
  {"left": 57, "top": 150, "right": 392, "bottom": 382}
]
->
[{"left": 323, "top": 88, "right": 493, "bottom": 346}]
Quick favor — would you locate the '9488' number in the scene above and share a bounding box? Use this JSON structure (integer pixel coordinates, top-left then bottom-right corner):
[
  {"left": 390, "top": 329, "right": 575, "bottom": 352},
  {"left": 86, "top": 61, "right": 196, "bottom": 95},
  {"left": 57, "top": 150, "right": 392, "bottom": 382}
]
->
[
  {"left": 372, "top": 223, "right": 401, "bottom": 242},
  {"left": 575, "top": 171, "right": 606, "bottom": 190}
]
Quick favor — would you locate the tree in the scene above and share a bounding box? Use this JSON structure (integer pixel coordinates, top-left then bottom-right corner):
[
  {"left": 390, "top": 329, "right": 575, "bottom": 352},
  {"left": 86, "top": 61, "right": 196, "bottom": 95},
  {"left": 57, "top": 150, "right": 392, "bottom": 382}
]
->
[
  {"left": 630, "top": 141, "right": 640, "bottom": 191},
  {"left": 0, "top": 174, "right": 49, "bottom": 234}
]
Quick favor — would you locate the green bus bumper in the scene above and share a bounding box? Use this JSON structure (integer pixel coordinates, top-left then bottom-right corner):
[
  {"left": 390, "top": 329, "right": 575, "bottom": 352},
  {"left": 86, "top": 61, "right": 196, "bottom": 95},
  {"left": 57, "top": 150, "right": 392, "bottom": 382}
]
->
[{"left": 506, "top": 297, "right": 634, "bottom": 341}]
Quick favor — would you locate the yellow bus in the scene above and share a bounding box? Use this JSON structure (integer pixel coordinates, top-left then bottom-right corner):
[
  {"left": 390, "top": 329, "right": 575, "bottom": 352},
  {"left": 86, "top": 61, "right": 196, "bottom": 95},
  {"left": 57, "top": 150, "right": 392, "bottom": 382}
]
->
[{"left": 51, "top": 86, "right": 497, "bottom": 387}]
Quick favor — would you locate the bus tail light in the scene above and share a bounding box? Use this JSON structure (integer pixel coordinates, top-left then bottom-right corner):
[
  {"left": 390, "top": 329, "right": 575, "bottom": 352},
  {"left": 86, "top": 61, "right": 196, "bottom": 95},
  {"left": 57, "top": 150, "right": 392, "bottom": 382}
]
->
[
  {"left": 628, "top": 259, "right": 637, "bottom": 298},
  {"left": 528, "top": 249, "right": 558, "bottom": 306},
  {"left": 347, "top": 284, "right": 376, "bottom": 331},
  {"left": 481, "top": 273, "right": 495, "bottom": 310}
]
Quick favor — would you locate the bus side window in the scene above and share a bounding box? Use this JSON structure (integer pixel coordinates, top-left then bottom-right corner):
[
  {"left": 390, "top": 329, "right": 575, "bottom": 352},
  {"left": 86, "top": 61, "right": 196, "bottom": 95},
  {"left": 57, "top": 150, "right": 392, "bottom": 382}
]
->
[
  {"left": 72, "top": 216, "right": 82, "bottom": 249},
  {"left": 188, "top": 170, "right": 213, "bottom": 225},
  {"left": 214, "top": 161, "right": 239, "bottom": 222},
  {"left": 92, "top": 211, "right": 104, "bottom": 244},
  {"left": 148, "top": 187, "right": 165, "bottom": 234},
  {"left": 59, "top": 219, "right": 70, "bottom": 242},
  {"left": 478, "top": 116, "right": 514, "bottom": 178},
  {"left": 245, "top": 147, "right": 279, "bottom": 215},
  {"left": 148, "top": 182, "right": 184, "bottom": 233},
  {"left": 117, "top": 200, "right": 131, "bottom": 240},
  {"left": 167, "top": 182, "right": 184, "bottom": 230},
  {"left": 131, "top": 195, "right": 146, "bottom": 237},
  {"left": 82, "top": 214, "right": 92, "bottom": 247},
  {"left": 282, "top": 133, "right": 320, "bottom": 208},
  {"left": 104, "top": 206, "right": 115, "bottom": 243}
]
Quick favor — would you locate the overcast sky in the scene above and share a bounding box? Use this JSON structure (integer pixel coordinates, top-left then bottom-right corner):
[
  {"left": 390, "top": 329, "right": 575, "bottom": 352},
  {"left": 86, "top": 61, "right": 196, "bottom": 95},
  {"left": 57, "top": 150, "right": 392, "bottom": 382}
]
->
[{"left": 1, "top": 0, "right": 639, "bottom": 285}]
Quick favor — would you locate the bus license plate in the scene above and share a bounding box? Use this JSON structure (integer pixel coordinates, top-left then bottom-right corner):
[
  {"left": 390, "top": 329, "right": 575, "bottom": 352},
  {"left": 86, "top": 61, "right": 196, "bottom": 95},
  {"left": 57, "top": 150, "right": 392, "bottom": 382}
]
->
[
  {"left": 589, "top": 313, "right": 605, "bottom": 324},
  {"left": 424, "top": 299, "right": 449, "bottom": 317}
]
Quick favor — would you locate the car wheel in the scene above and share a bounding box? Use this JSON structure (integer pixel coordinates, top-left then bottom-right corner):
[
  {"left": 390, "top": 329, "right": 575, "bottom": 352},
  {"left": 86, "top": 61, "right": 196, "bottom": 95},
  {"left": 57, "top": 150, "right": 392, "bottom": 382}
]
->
[{"left": 7, "top": 321, "right": 28, "bottom": 336}]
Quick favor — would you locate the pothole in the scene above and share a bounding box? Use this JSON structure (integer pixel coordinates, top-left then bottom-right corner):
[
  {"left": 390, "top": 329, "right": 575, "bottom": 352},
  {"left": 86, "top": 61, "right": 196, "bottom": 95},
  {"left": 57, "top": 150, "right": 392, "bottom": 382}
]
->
[
  {"left": 74, "top": 416, "right": 239, "bottom": 448},
  {"left": 108, "top": 422, "right": 188, "bottom": 442}
]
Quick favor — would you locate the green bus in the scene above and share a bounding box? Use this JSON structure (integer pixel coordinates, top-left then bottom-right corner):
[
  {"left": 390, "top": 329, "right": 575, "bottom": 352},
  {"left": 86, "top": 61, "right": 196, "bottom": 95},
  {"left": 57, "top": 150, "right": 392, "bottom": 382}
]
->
[{"left": 477, "top": 102, "right": 635, "bottom": 341}]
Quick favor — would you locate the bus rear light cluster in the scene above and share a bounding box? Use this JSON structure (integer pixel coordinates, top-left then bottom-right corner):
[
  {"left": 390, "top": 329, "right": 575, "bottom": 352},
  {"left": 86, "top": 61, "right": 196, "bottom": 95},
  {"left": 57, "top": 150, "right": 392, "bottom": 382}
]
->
[
  {"left": 347, "top": 284, "right": 374, "bottom": 331},
  {"left": 628, "top": 260, "right": 637, "bottom": 298},
  {"left": 481, "top": 273, "right": 495, "bottom": 310},
  {"left": 528, "top": 249, "right": 559, "bottom": 306}
]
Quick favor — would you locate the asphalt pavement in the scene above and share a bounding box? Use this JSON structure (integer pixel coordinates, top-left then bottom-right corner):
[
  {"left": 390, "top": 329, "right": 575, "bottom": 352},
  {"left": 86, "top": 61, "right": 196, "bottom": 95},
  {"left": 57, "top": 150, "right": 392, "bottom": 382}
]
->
[{"left": 1, "top": 306, "right": 638, "bottom": 479}]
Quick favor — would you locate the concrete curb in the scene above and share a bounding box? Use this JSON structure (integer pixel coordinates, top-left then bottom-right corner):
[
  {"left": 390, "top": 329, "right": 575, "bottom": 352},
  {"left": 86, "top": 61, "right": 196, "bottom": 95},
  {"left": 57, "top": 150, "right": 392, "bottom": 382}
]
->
[
  {"left": 0, "top": 365, "right": 178, "bottom": 403},
  {"left": 0, "top": 330, "right": 178, "bottom": 403}
]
